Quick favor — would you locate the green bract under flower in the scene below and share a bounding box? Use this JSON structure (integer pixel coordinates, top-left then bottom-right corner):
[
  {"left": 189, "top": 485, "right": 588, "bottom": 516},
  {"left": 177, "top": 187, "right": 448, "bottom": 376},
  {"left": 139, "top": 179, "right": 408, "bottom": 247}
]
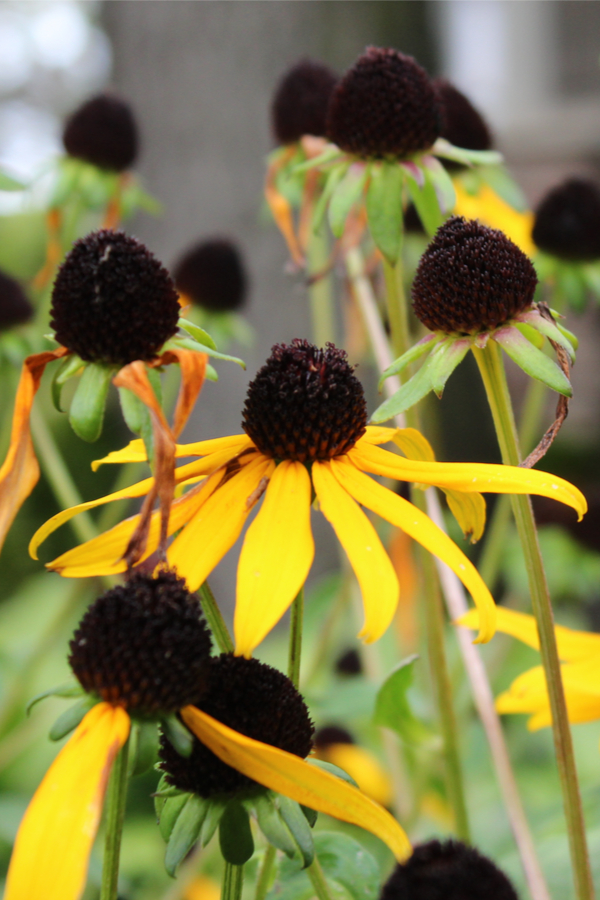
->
[{"left": 373, "top": 217, "right": 576, "bottom": 424}]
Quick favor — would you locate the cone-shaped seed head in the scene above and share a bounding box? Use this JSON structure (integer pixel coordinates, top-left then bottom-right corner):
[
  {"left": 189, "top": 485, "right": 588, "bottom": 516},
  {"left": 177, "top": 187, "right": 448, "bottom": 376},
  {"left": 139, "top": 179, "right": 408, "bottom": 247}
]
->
[
  {"left": 0, "top": 270, "right": 33, "bottom": 330},
  {"left": 434, "top": 78, "right": 492, "bottom": 153},
  {"left": 272, "top": 58, "right": 338, "bottom": 145},
  {"left": 63, "top": 93, "right": 138, "bottom": 172},
  {"left": 173, "top": 238, "right": 247, "bottom": 313},
  {"left": 532, "top": 178, "right": 600, "bottom": 262}
]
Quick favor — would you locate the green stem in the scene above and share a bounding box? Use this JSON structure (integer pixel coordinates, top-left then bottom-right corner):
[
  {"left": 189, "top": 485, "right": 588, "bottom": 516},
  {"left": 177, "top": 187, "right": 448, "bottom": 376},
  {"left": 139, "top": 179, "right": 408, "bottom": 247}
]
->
[
  {"left": 473, "top": 341, "right": 594, "bottom": 900},
  {"left": 307, "top": 228, "right": 336, "bottom": 347},
  {"left": 199, "top": 581, "right": 234, "bottom": 654},
  {"left": 254, "top": 844, "right": 277, "bottom": 900},
  {"left": 383, "top": 258, "right": 411, "bottom": 361},
  {"left": 307, "top": 857, "right": 335, "bottom": 900},
  {"left": 287, "top": 587, "right": 304, "bottom": 689},
  {"left": 221, "top": 861, "right": 244, "bottom": 900},
  {"left": 100, "top": 736, "right": 130, "bottom": 900},
  {"left": 29, "top": 406, "right": 97, "bottom": 545}
]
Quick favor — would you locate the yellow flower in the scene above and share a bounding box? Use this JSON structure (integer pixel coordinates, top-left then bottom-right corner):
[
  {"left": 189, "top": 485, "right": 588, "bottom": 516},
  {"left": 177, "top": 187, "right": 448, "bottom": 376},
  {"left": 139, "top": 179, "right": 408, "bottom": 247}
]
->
[
  {"left": 458, "top": 607, "right": 600, "bottom": 730},
  {"left": 453, "top": 181, "right": 535, "bottom": 258},
  {"left": 32, "top": 341, "right": 586, "bottom": 658}
]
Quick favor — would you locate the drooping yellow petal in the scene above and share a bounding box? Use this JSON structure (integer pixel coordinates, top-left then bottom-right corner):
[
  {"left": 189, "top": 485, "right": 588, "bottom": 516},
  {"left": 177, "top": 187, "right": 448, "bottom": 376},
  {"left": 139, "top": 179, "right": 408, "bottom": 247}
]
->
[
  {"left": 333, "top": 457, "right": 497, "bottom": 643},
  {"left": 47, "top": 471, "right": 222, "bottom": 577},
  {"left": 235, "top": 460, "right": 314, "bottom": 658},
  {"left": 495, "top": 664, "right": 600, "bottom": 730},
  {"left": 317, "top": 743, "right": 393, "bottom": 808},
  {"left": 351, "top": 442, "right": 587, "bottom": 521},
  {"left": 362, "top": 426, "right": 400, "bottom": 445},
  {"left": 181, "top": 705, "right": 411, "bottom": 862},
  {"left": 4, "top": 702, "right": 130, "bottom": 900},
  {"left": 168, "top": 453, "right": 275, "bottom": 591},
  {"left": 92, "top": 433, "right": 252, "bottom": 470},
  {"left": 458, "top": 607, "right": 600, "bottom": 662},
  {"left": 312, "top": 460, "right": 399, "bottom": 644},
  {"left": 453, "top": 181, "right": 535, "bottom": 257}
]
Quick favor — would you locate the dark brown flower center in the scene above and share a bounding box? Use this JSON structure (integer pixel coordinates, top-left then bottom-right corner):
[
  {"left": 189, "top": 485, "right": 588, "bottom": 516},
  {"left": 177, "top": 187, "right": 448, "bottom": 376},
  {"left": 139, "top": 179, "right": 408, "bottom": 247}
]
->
[
  {"left": 271, "top": 58, "right": 338, "bottom": 145},
  {"left": 412, "top": 217, "right": 538, "bottom": 334},
  {"left": 50, "top": 230, "right": 180, "bottom": 364},
  {"left": 159, "top": 655, "right": 314, "bottom": 798},
  {"left": 173, "top": 238, "right": 247, "bottom": 312},
  {"left": 0, "top": 270, "right": 33, "bottom": 330},
  {"left": 63, "top": 93, "right": 138, "bottom": 172},
  {"left": 241, "top": 339, "right": 367, "bottom": 463},
  {"left": 326, "top": 47, "right": 441, "bottom": 159},
  {"left": 434, "top": 78, "right": 492, "bottom": 172},
  {"left": 69, "top": 570, "right": 212, "bottom": 716},
  {"left": 532, "top": 178, "right": 600, "bottom": 262}
]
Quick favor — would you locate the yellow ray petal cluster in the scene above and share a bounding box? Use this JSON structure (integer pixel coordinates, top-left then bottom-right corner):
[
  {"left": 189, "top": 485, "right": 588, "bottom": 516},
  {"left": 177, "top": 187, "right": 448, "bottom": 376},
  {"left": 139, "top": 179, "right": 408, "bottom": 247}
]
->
[
  {"left": 5, "top": 702, "right": 130, "bottom": 900},
  {"left": 453, "top": 181, "right": 535, "bottom": 257}
]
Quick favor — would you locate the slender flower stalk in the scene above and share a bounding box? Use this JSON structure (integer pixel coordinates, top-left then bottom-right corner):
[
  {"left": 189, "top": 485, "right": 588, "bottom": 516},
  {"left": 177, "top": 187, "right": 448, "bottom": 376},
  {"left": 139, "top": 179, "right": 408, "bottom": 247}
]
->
[
  {"left": 345, "top": 245, "right": 552, "bottom": 900},
  {"left": 221, "top": 862, "right": 244, "bottom": 900},
  {"left": 100, "top": 738, "right": 130, "bottom": 900},
  {"left": 287, "top": 587, "right": 304, "bottom": 688},
  {"left": 254, "top": 845, "right": 277, "bottom": 900},
  {"left": 307, "top": 229, "right": 336, "bottom": 347},
  {"left": 472, "top": 340, "right": 594, "bottom": 900},
  {"left": 307, "top": 857, "right": 336, "bottom": 900}
]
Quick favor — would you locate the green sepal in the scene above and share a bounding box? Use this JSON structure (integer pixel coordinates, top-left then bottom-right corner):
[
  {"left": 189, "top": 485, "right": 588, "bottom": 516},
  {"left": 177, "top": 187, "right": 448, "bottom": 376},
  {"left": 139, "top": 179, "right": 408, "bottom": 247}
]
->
[
  {"left": 219, "top": 801, "right": 254, "bottom": 865},
  {"left": 406, "top": 166, "right": 444, "bottom": 237},
  {"left": 165, "top": 794, "right": 210, "bottom": 876},
  {"left": 157, "top": 791, "right": 190, "bottom": 842},
  {"left": 494, "top": 326, "right": 572, "bottom": 396},
  {"left": 305, "top": 758, "right": 359, "bottom": 789},
  {"left": 328, "top": 165, "right": 369, "bottom": 238},
  {"left": 366, "top": 161, "right": 404, "bottom": 265},
  {"left": 49, "top": 695, "right": 99, "bottom": 741},
  {"left": 423, "top": 156, "right": 456, "bottom": 215},
  {"left": 50, "top": 157, "right": 83, "bottom": 206},
  {"left": 51, "top": 353, "right": 85, "bottom": 412},
  {"left": 153, "top": 773, "right": 186, "bottom": 802},
  {"left": 277, "top": 796, "right": 315, "bottom": 868},
  {"left": 311, "top": 163, "right": 349, "bottom": 235},
  {"left": 300, "top": 805, "right": 318, "bottom": 828},
  {"left": 432, "top": 138, "right": 503, "bottom": 167},
  {"left": 515, "top": 322, "right": 544, "bottom": 350},
  {"left": 177, "top": 318, "right": 217, "bottom": 350},
  {"left": 26, "top": 679, "right": 84, "bottom": 716},
  {"left": 520, "top": 311, "right": 576, "bottom": 361},
  {"left": 581, "top": 261, "right": 600, "bottom": 299},
  {"left": 118, "top": 385, "right": 148, "bottom": 436},
  {"left": 292, "top": 145, "right": 345, "bottom": 174},
  {"left": 164, "top": 335, "right": 245, "bottom": 369},
  {"left": 129, "top": 719, "right": 159, "bottom": 777},
  {"left": 427, "top": 337, "right": 470, "bottom": 396},
  {"left": 120, "top": 179, "right": 162, "bottom": 218},
  {"left": 476, "top": 164, "right": 528, "bottom": 212},
  {"left": 378, "top": 334, "right": 437, "bottom": 389},
  {"left": 371, "top": 360, "right": 436, "bottom": 424},
  {"left": 200, "top": 797, "right": 228, "bottom": 847},
  {"left": 205, "top": 364, "right": 218, "bottom": 382},
  {"left": 553, "top": 319, "right": 578, "bottom": 350},
  {"left": 374, "top": 655, "right": 437, "bottom": 745},
  {"left": 69, "top": 362, "right": 115, "bottom": 442},
  {"left": 0, "top": 169, "right": 26, "bottom": 191},
  {"left": 161, "top": 714, "right": 194, "bottom": 758},
  {"left": 555, "top": 264, "right": 588, "bottom": 312}
]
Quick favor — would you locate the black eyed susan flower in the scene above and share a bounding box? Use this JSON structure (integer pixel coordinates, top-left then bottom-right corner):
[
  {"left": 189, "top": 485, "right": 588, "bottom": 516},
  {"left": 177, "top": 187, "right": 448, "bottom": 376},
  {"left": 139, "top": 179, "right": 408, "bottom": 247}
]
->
[
  {"left": 374, "top": 217, "right": 577, "bottom": 423},
  {"left": 272, "top": 59, "right": 339, "bottom": 146},
  {"left": 459, "top": 606, "right": 600, "bottom": 731},
  {"left": 532, "top": 178, "right": 600, "bottom": 311},
  {"left": 173, "top": 238, "right": 248, "bottom": 314},
  {"left": 6, "top": 572, "right": 410, "bottom": 899},
  {"left": 0, "top": 229, "right": 238, "bottom": 558},
  {"left": 33, "top": 340, "right": 586, "bottom": 656},
  {"left": 0, "top": 270, "right": 34, "bottom": 331},
  {"left": 380, "top": 839, "right": 519, "bottom": 900},
  {"left": 63, "top": 94, "right": 138, "bottom": 173}
]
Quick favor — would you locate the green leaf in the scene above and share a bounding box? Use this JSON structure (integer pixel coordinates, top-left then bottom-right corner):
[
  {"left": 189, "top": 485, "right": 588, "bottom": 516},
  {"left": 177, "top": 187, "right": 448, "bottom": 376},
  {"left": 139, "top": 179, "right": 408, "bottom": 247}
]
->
[
  {"left": 277, "top": 796, "right": 314, "bottom": 868},
  {"left": 406, "top": 167, "right": 444, "bottom": 237},
  {"left": 130, "top": 719, "right": 159, "bottom": 777},
  {"left": 165, "top": 335, "right": 245, "bottom": 368},
  {"left": 161, "top": 714, "right": 194, "bottom": 758},
  {"left": 0, "top": 169, "right": 26, "bottom": 191},
  {"left": 51, "top": 354, "right": 85, "bottom": 412},
  {"left": 494, "top": 327, "right": 572, "bottom": 396},
  {"left": 69, "top": 362, "right": 115, "bottom": 442},
  {"left": 371, "top": 360, "right": 435, "bottom": 423},
  {"left": 312, "top": 163, "right": 349, "bottom": 234},
  {"left": 177, "top": 318, "right": 217, "bottom": 350},
  {"left": 165, "top": 794, "right": 209, "bottom": 876},
  {"left": 49, "top": 696, "right": 99, "bottom": 741},
  {"left": 219, "top": 801, "right": 254, "bottom": 865},
  {"left": 366, "top": 161, "right": 404, "bottom": 264},
  {"left": 328, "top": 165, "right": 369, "bottom": 238},
  {"left": 157, "top": 791, "right": 189, "bottom": 841},
  {"left": 26, "top": 679, "right": 84, "bottom": 716},
  {"left": 374, "top": 655, "right": 436, "bottom": 744}
]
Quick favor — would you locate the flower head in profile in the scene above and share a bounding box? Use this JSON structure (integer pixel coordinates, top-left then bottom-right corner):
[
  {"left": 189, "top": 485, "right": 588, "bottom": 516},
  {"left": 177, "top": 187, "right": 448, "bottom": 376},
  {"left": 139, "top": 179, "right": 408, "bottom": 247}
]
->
[
  {"left": 459, "top": 606, "right": 600, "bottom": 732},
  {"left": 374, "top": 217, "right": 577, "bottom": 426},
  {"left": 381, "top": 838, "right": 519, "bottom": 900},
  {"left": 63, "top": 93, "right": 139, "bottom": 173},
  {"left": 271, "top": 58, "right": 338, "bottom": 147},
  {"left": 0, "top": 270, "right": 33, "bottom": 332},
  {"left": 0, "top": 229, "right": 236, "bottom": 562},
  {"left": 173, "top": 237, "right": 248, "bottom": 314},
  {"left": 532, "top": 178, "right": 600, "bottom": 311},
  {"left": 5, "top": 571, "right": 410, "bottom": 899},
  {"left": 33, "top": 340, "right": 586, "bottom": 656}
]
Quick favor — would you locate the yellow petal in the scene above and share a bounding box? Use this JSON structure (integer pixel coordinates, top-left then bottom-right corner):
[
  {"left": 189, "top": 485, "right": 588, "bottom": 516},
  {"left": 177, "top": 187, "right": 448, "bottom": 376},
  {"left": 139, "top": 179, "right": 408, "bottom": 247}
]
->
[
  {"left": 312, "top": 461, "right": 399, "bottom": 644},
  {"left": 5, "top": 702, "right": 130, "bottom": 900},
  {"left": 91, "top": 438, "right": 147, "bottom": 470},
  {"left": 350, "top": 442, "right": 587, "bottom": 521},
  {"left": 458, "top": 607, "right": 600, "bottom": 662},
  {"left": 181, "top": 705, "right": 411, "bottom": 862},
  {"left": 168, "top": 454, "right": 275, "bottom": 591},
  {"left": 234, "top": 460, "right": 314, "bottom": 658},
  {"left": 92, "top": 433, "right": 252, "bottom": 470},
  {"left": 334, "top": 457, "right": 497, "bottom": 643},
  {"left": 496, "top": 665, "right": 600, "bottom": 730},
  {"left": 453, "top": 181, "right": 535, "bottom": 257},
  {"left": 319, "top": 743, "right": 393, "bottom": 808},
  {"left": 361, "top": 426, "right": 400, "bottom": 446},
  {"left": 47, "top": 472, "right": 220, "bottom": 577},
  {"left": 443, "top": 489, "right": 486, "bottom": 543}
]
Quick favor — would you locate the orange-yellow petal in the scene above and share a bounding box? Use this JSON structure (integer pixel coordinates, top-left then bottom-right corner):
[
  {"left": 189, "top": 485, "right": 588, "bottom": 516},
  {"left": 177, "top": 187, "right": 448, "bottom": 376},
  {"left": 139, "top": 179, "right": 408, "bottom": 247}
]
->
[
  {"left": 4, "top": 702, "right": 130, "bottom": 900},
  {"left": 351, "top": 442, "right": 587, "bottom": 521},
  {"left": 168, "top": 453, "right": 275, "bottom": 591},
  {"left": 181, "top": 705, "right": 411, "bottom": 862},
  {"left": 334, "top": 456, "right": 497, "bottom": 643},
  {"left": 234, "top": 460, "right": 314, "bottom": 658},
  {"left": 92, "top": 433, "right": 252, "bottom": 469},
  {"left": 312, "top": 460, "right": 399, "bottom": 644}
]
